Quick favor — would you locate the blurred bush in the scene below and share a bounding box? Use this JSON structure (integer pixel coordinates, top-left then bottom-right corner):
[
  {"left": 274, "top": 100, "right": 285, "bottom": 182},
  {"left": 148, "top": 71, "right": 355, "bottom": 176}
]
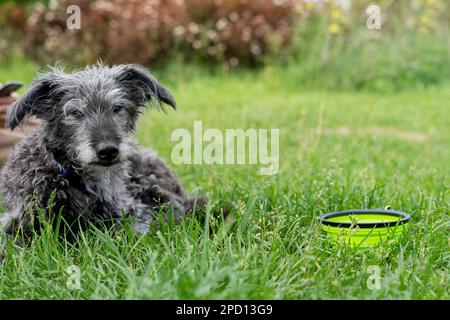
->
[
  {"left": 20, "top": 0, "right": 300, "bottom": 67},
  {"left": 284, "top": 0, "right": 450, "bottom": 91},
  {"left": 173, "top": 0, "right": 300, "bottom": 66},
  {"left": 24, "top": 0, "right": 185, "bottom": 66},
  {"left": 0, "top": 2, "right": 29, "bottom": 61},
  {"left": 0, "top": 0, "right": 449, "bottom": 91}
]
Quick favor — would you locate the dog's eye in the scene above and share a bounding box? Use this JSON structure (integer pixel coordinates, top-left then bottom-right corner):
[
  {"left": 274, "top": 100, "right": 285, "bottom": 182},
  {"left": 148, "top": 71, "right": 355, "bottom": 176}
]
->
[
  {"left": 68, "top": 109, "right": 83, "bottom": 119},
  {"left": 113, "top": 105, "right": 123, "bottom": 113}
]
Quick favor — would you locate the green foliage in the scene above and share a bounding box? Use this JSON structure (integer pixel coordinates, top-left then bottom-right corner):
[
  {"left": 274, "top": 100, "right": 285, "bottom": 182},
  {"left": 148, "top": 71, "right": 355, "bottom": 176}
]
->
[
  {"left": 0, "top": 55, "right": 36, "bottom": 92},
  {"left": 282, "top": 1, "right": 450, "bottom": 91}
]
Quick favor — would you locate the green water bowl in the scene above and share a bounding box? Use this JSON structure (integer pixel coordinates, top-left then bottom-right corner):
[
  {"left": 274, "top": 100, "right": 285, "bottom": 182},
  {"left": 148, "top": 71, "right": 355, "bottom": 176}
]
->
[{"left": 320, "top": 209, "right": 411, "bottom": 248}]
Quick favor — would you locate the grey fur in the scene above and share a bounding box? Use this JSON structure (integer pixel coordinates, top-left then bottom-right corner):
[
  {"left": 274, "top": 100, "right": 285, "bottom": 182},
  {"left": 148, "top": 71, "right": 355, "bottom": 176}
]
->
[{"left": 0, "top": 63, "right": 205, "bottom": 239}]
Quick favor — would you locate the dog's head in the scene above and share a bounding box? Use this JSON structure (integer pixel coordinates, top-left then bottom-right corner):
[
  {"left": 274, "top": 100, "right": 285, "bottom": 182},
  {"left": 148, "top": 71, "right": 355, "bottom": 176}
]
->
[{"left": 6, "top": 63, "right": 175, "bottom": 168}]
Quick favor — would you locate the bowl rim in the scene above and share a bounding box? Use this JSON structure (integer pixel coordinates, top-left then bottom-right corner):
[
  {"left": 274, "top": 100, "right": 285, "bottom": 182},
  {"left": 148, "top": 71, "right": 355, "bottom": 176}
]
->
[{"left": 320, "top": 209, "right": 411, "bottom": 229}]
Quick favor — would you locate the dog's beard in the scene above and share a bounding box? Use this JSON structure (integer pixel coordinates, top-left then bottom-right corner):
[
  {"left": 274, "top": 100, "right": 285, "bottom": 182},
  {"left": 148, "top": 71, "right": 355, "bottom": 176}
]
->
[
  {"left": 84, "top": 160, "right": 131, "bottom": 204},
  {"left": 76, "top": 142, "right": 97, "bottom": 166}
]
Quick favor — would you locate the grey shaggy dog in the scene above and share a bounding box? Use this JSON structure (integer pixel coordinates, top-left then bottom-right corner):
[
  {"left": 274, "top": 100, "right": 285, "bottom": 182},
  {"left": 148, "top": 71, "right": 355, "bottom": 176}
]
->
[{"left": 0, "top": 63, "right": 205, "bottom": 240}]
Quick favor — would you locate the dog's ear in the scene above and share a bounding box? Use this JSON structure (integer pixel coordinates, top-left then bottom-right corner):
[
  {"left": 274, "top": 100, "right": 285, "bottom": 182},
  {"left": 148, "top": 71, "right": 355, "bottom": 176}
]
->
[
  {"left": 115, "top": 64, "right": 176, "bottom": 109},
  {"left": 6, "top": 74, "right": 61, "bottom": 130}
]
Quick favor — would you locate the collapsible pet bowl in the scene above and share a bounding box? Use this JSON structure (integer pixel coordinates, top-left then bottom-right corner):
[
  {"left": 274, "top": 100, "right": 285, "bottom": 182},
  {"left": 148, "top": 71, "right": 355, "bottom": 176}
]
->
[{"left": 320, "top": 209, "right": 410, "bottom": 248}]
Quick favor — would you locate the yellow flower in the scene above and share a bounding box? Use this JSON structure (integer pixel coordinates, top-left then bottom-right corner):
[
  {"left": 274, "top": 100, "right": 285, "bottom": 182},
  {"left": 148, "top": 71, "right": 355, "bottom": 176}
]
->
[
  {"left": 328, "top": 23, "right": 341, "bottom": 34},
  {"left": 305, "top": 2, "right": 316, "bottom": 10},
  {"left": 420, "top": 15, "right": 430, "bottom": 25},
  {"left": 331, "top": 9, "right": 342, "bottom": 19}
]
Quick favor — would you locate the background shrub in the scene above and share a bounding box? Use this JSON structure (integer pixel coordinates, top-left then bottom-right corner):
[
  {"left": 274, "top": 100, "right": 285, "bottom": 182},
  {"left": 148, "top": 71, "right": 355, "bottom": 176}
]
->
[
  {"left": 0, "top": 2, "right": 29, "bottom": 62},
  {"left": 21, "top": 0, "right": 301, "bottom": 67},
  {"left": 284, "top": 0, "right": 450, "bottom": 91},
  {"left": 24, "top": 0, "right": 185, "bottom": 66},
  {"left": 0, "top": 0, "right": 449, "bottom": 91},
  {"left": 172, "top": 0, "right": 300, "bottom": 67}
]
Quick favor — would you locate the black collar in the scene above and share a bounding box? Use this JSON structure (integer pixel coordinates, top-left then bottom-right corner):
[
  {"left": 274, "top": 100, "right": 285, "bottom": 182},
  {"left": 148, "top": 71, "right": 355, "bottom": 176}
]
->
[{"left": 48, "top": 150, "right": 88, "bottom": 193}]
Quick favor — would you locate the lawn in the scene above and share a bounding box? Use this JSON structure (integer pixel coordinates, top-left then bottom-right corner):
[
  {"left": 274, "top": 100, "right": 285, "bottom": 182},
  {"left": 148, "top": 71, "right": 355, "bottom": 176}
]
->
[{"left": 0, "top": 63, "right": 448, "bottom": 299}]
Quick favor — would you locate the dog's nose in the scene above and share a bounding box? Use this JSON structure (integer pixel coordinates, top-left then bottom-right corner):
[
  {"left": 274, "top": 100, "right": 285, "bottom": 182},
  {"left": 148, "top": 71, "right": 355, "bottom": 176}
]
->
[{"left": 96, "top": 143, "right": 119, "bottom": 162}]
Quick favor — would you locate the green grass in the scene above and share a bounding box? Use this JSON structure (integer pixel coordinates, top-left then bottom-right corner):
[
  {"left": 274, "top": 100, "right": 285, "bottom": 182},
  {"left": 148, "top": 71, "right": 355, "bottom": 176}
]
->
[
  {"left": 0, "top": 55, "right": 37, "bottom": 94},
  {"left": 0, "top": 61, "right": 449, "bottom": 299}
]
